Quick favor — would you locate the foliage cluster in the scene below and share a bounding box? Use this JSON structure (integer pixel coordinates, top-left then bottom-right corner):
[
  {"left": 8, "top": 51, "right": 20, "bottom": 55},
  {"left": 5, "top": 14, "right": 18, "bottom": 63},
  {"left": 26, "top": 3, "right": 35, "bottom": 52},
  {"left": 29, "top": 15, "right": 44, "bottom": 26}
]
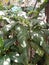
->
[{"left": 0, "top": 0, "right": 49, "bottom": 65}]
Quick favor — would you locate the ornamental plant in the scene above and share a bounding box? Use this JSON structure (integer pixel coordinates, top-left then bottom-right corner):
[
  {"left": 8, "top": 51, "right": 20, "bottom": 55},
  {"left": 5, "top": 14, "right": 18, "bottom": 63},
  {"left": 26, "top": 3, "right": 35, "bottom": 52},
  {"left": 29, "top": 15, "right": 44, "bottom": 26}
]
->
[{"left": 0, "top": 0, "right": 49, "bottom": 65}]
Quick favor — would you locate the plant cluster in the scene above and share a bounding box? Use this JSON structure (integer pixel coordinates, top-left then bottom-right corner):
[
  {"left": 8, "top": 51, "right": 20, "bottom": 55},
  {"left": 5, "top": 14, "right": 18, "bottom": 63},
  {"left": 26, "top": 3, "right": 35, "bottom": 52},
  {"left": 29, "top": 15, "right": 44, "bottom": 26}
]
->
[{"left": 0, "top": 0, "right": 49, "bottom": 65}]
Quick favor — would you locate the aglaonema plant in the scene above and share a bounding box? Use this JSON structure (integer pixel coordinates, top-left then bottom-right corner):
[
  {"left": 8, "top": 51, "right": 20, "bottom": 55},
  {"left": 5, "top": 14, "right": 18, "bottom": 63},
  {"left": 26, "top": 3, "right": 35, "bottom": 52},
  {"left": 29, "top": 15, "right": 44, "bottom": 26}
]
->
[{"left": 0, "top": 0, "right": 49, "bottom": 65}]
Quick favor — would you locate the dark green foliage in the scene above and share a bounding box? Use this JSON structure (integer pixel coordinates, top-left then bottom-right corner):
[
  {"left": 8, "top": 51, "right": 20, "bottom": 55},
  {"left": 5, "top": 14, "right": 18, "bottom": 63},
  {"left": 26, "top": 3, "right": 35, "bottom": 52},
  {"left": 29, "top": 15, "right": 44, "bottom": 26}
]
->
[{"left": 0, "top": 0, "right": 49, "bottom": 65}]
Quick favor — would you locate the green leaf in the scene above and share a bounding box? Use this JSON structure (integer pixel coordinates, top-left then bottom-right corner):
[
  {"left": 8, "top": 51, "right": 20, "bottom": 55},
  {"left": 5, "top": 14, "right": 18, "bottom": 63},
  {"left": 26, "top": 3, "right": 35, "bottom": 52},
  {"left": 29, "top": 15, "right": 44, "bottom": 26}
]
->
[
  {"left": 0, "top": 37, "right": 4, "bottom": 48},
  {"left": 30, "top": 42, "right": 44, "bottom": 57},
  {"left": 32, "top": 54, "right": 41, "bottom": 64},
  {"left": 21, "top": 47, "right": 28, "bottom": 65},
  {"left": 15, "top": 24, "right": 29, "bottom": 47},
  {"left": 41, "top": 42, "right": 49, "bottom": 54},
  {"left": 4, "top": 37, "right": 16, "bottom": 50},
  {"left": 30, "top": 32, "right": 42, "bottom": 45},
  {"left": 2, "top": 22, "right": 17, "bottom": 34},
  {"left": 41, "top": 29, "right": 49, "bottom": 36},
  {"left": 0, "top": 4, "right": 5, "bottom": 10},
  {"left": 9, "top": 52, "right": 23, "bottom": 63},
  {"left": 0, "top": 55, "right": 10, "bottom": 65},
  {"left": 44, "top": 0, "right": 48, "bottom": 2},
  {"left": 0, "top": 31, "right": 3, "bottom": 37}
]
